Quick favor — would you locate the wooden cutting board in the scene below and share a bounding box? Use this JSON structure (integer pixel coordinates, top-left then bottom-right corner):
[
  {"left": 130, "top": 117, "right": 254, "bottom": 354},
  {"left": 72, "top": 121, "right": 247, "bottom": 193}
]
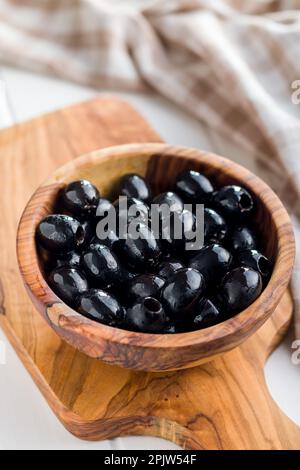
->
[{"left": 0, "top": 96, "right": 299, "bottom": 450}]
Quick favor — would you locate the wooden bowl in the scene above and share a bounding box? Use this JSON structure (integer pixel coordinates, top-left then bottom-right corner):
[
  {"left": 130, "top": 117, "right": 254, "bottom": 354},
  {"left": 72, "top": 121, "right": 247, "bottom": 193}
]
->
[{"left": 16, "top": 143, "right": 295, "bottom": 372}]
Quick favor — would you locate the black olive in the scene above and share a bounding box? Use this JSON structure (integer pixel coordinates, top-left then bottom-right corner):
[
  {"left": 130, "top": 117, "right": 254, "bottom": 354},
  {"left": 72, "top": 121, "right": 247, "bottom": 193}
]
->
[
  {"left": 81, "top": 243, "right": 123, "bottom": 287},
  {"left": 152, "top": 192, "right": 183, "bottom": 216},
  {"left": 189, "top": 243, "right": 232, "bottom": 284},
  {"left": 161, "top": 209, "right": 197, "bottom": 253},
  {"left": 77, "top": 289, "right": 125, "bottom": 326},
  {"left": 126, "top": 296, "right": 167, "bottom": 333},
  {"left": 36, "top": 214, "right": 84, "bottom": 253},
  {"left": 118, "top": 222, "right": 161, "bottom": 270},
  {"left": 175, "top": 170, "right": 214, "bottom": 203},
  {"left": 61, "top": 180, "right": 100, "bottom": 217},
  {"left": 237, "top": 249, "right": 271, "bottom": 278},
  {"left": 113, "top": 197, "right": 149, "bottom": 231},
  {"left": 92, "top": 227, "right": 119, "bottom": 250},
  {"left": 161, "top": 268, "right": 205, "bottom": 318},
  {"left": 204, "top": 208, "right": 227, "bottom": 243},
  {"left": 213, "top": 185, "right": 254, "bottom": 218},
  {"left": 192, "top": 298, "right": 221, "bottom": 329},
  {"left": 219, "top": 267, "right": 262, "bottom": 312},
  {"left": 96, "top": 198, "right": 114, "bottom": 220},
  {"left": 80, "top": 219, "right": 96, "bottom": 249},
  {"left": 120, "top": 174, "right": 152, "bottom": 202},
  {"left": 127, "top": 274, "right": 165, "bottom": 303},
  {"left": 231, "top": 226, "right": 257, "bottom": 252},
  {"left": 48, "top": 266, "right": 88, "bottom": 307}
]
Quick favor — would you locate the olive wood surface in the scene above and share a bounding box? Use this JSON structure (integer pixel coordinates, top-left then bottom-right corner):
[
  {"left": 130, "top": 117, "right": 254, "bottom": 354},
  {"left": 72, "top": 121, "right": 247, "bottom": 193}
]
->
[{"left": 0, "top": 96, "right": 299, "bottom": 448}]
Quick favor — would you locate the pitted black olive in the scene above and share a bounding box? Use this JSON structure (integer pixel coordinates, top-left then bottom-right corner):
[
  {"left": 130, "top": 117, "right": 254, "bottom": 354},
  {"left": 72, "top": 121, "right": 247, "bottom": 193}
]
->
[
  {"left": 192, "top": 298, "right": 221, "bottom": 329},
  {"left": 37, "top": 214, "right": 84, "bottom": 253},
  {"left": 48, "top": 266, "right": 88, "bottom": 307},
  {"left": 127, "top": 274, "right": 165, "bottom": 303},
  {"left": 81, "top": 243, "right": 123, "bottom": 287},
  {"left": 204, "top": 208, "right": 227, "bottom": 243},
  {"left": 61, "top": 180, "right": 100, "bottom": 217},
  {"left": 213, "top": 185, "right": 254, "bottom": 218},
  {"left": 96, "top": 198, "right": 114, "bottom": 220},
  {"left": 120, "top": 174, "right": 152, "bottom": 202},
  {"left": 237, "top": 249, "right": 271, "bottom": 278},
  {"left": 189, "top": 243, "right": 232, "bottom": 284},
  {"left": 77, "top": 288, "right": 125, "bottom": 326},
  {"left": 219, "top": 267, "right": 262, "bottom": 312},
  {"left": 175, "top": 170, "right": 214, "bottom": 203},
  {"left": 126, "top": 296, "right": 167, "bottom": 333},
  {"left": 152, "top": 192, "right": 183, "bottom": 216},
  {"left": 118, "top": 222, "right": 161, "bottom": 270},
  {"left": 161, "top": 268, "right": 205, "bottom": 318},
  {"left": 162, "top": 209, "right": 197, "bottom": 253},
  {"left": 231, "top": 226, "right": 257, "bottom": 252}
]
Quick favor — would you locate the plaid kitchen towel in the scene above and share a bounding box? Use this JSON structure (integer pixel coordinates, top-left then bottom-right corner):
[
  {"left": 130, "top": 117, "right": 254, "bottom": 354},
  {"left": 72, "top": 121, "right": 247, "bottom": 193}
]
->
[{"left": 0, "top": 0, "right": 299, "bottom": 338}]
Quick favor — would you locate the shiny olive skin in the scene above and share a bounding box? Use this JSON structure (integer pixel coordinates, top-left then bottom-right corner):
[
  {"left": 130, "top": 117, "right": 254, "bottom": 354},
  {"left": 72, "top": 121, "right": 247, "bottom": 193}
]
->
[
  {"left": 118, "top": 222, "right": 161, "bottom": 270},
  {"left": 126, "top": 296, "right": 167, "bottom": 333},
  {"left": 80, "top": 219, "right": 96, "bottom": 248},
  {"left": 77, "top": 289, "right": 125, "bottom": 326},
  {"left": 189, "top": 243, "right": 232, "bottom": 284},
  {"left": 81, "top": 243, "right": 122, "bottom": 287},
  {"left": 213, "top": 185, "right": 254, "bottom": 218},
  {"left": 220, "top": 267, "right": 262, "bottom": 312},
  {"left": 175, "top": 170, "right": 214, "bottom": 203},
  {"left": 113, "top": 197, "right": 149, "bottom": 227},
  {"left": 192, "top": 298, "right": 221, "bottom": 329},
  {"left": 127, "top": 274, "right": 165, "bottom": 303},
  {"left": 61, "top": 180, "right": 100, "bottom": 217},
  {"left": 204, "top": 208, "right": 227, "bottom": 243},
  {"left": 161, "top": 268, "right": 205, "bottom": 318},
  {"left": 120, "top": 173, "right": 152, "bottom": 202},
  {"left": 152, "top": 192, "right": 183, "bottom": 215},
  {"left": 162, "top": 209, "right": 197, "bottom": 252},
  {"left": 96, "top": 198, "right": 114, "bottom": 220},
  {"left": 92, "top": 225, "right": 119, "bottom": 250},
  {"left": 48, "top": 266, "right": 88, "bottom": 307},
  {"left": 36, "top": 214, "right": 84, "bottom": 253},
  {"left": 231, "top": 226, "right": 257, "bottom": 252},
  {"left": 158, "top": 259, "right": 184, "bottom": 281},
  {"left": 237, "top": 249, "right": 271, "bottom": 278},
  {"left": 55, "top": 250, "right": 81, "bottom": 269}
]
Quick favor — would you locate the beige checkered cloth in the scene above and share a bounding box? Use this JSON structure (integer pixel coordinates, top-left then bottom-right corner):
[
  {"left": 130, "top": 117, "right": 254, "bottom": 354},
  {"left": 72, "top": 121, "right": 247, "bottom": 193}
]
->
[{"left": 0, "top": 0, "right": 299, "bottom": 338}]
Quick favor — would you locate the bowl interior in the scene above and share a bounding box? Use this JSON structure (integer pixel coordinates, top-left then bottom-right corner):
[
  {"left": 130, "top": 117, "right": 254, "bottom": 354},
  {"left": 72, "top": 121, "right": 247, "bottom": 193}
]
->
[{"left": 48, "top": 149, "right": 277, "bottom": 265}]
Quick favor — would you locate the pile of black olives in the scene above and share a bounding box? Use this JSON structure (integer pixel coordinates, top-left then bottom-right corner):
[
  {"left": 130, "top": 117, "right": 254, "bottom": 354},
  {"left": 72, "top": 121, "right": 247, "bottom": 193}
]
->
[{"left": 36, "top": 171, "right": 272, "bottom": 334}]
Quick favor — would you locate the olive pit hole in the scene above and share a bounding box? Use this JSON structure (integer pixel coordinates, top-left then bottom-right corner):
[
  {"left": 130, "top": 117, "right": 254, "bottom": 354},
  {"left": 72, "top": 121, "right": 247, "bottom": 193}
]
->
[
  {"left": 239, "top": 193, "right": 253, "bottom": 211},
  {"left": 258, "top": 256, "right": 270, "bottom": 275},
  {"left": 144, "top": 297, "right": 161, "bottom": 313}
]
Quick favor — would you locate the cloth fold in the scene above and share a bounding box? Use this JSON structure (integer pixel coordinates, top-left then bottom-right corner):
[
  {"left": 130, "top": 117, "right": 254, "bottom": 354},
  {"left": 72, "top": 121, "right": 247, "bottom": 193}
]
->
[{"left": 0, "top": 0, "right": 299, "bottom": 337}]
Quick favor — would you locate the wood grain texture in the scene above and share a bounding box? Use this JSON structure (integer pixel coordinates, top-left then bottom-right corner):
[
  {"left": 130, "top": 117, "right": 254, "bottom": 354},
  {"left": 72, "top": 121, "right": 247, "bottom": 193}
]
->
[
  {"left": 17, "top": 144, "right": 295, "bottom": 371},
  {"left": 0, "top": 96, "right": 299, "bottom": 448}
]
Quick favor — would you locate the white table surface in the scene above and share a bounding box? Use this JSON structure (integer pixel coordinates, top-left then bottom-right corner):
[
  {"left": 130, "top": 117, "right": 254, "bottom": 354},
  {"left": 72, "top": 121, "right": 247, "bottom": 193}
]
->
[{"left": 0, "top": 65, "right": 299, "bottom": 450}]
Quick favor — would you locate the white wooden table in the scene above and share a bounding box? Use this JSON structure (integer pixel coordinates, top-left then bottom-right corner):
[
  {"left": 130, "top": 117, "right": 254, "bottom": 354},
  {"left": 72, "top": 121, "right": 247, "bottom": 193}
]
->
[{"left": 0, "top": 65, "right": 299, "bottom": 450}]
